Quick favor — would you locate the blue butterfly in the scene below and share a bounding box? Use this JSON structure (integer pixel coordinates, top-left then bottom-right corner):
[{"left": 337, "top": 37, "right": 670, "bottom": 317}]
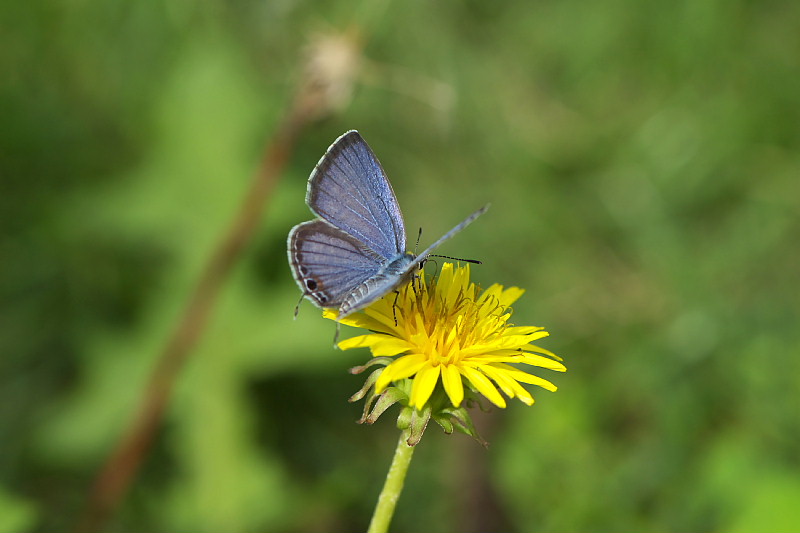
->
[{"left": 288, "top": 130, "right": 488, "bottom": 319}]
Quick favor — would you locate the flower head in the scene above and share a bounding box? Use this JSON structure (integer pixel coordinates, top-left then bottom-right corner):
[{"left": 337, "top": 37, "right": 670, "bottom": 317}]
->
[{"left": 325, "top": 263, "right": 565, "bottom": 411}]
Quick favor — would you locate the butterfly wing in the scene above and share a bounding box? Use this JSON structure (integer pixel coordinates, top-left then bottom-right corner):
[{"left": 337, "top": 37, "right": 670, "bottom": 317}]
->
[
  {"left": 287, "top": 219, "right": 384, "bottom": 308},
  {"left": 306, "top": 130, "right": 406, "bottom": 260}
]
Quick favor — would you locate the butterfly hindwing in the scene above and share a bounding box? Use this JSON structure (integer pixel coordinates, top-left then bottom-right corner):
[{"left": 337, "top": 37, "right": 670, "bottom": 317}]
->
[{"left": 288, "top": 220, "right": 383, "bottom": 308}]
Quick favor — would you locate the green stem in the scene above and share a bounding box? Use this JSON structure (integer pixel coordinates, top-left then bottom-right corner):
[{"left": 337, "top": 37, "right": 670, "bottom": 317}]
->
[{"left": 367, "top": 431, "right": 416, "bottom": 533}]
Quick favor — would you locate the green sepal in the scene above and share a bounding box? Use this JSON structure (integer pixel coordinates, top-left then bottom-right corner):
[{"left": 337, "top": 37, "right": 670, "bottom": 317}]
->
[
  {"left": 404, "top": 404, "right": 431, "bottom": 447},
  {"left": 362, "top": 387, "right": 407, "bottom": 425},
  {"left": 349, "top": 367, "right": 383, "bottom": 403},
  {"left": 349, "top": 357, "right": 395, "bottom": 375},
  {"left": 435, "top": 406, "right": 487, "bottom": 448}
]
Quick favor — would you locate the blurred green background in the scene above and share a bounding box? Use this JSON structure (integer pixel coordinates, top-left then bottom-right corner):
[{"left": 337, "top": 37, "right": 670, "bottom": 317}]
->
[{"left": 2, "top": 0, "right": 799, "bottom": 531}]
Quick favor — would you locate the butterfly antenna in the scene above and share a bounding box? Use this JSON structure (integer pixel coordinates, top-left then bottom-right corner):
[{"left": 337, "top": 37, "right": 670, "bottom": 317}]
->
[
  {"left": 427, "top": 254, "right": 482, "bottom": 265},
  {"left": 415, "top": 227, "right": 423, "bottom": 254}
]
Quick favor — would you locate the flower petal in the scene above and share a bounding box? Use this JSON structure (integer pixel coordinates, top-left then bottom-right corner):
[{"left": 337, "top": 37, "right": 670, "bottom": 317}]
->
[
  {"left": 461, "top": 365, "right": 507, "bottom": 408},
  {"left": 505, "top": 325, "right": 545, "bottom": 336},
  {"left": 326, "top": 311, "right": 395, "bottom": 334},
  {"left": 441, "top": 364, "right": 464, "bottom": 407},
  {"left": 410, "top": 364, "right": 441, "bottom": 409},
  {"left": 479, "top": 364, "right": 516, "bottom": 398},
  {"left": 375, "top": 353, "right": 428, "bottom": 391},
  {"left": 363, "top": 305, "right": 403, "bottom": 332},
  {"left": 491, "top": 363, "right": 559, "bottom": 391},
  {"left": 525, "top": 344, "right": 563, "bottom": 361},
  {"left": 481, "top": 364, "right": 536, "bottom": 405},
  {"left": 515, "top": 352, "right": 567, "bottom": 371},
  {"left": 442, "top": 264, "right": 465, "bottom": 309},
  {"left": 497, "top": 286, "right": 525, "bottom": 308},
  {"left": 456, "top": 331, "right": 549, "bottom": 355},
  {"left": 337, "top": 334, "right": 410, "bottom": 354},
  {"left": 472, "top": 351, "right": 565, "bottom": 371},
  {"left": 503, "top": 378, "right": 535, "bottom": 405}
]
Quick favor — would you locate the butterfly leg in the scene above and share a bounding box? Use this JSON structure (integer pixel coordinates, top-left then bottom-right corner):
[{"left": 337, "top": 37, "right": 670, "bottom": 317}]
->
[
  {"left": 293, "top": 293, "right": 306, "bottom": 318},
  {"left": 410, "top": 261, "right": 425, "bottom": 297},
  {"left": 392, "top": 290, "right": 401, "bottom": 326},
  {"left": 332, "top": 321, "right": 341, "bottom": 349}
]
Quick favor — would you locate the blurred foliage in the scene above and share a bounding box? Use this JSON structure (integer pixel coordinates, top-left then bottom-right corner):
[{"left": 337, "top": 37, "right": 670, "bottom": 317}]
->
[{"left": 2, "top": 0, "right": 799, "bottom": 531}]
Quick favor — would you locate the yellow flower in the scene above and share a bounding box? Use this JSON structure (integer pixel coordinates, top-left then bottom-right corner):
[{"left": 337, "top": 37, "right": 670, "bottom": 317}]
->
[{"left": 324, "top": 263, "right": 565, "bottom": 410}]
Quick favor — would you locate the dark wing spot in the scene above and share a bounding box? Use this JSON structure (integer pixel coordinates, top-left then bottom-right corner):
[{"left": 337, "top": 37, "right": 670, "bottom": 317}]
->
[{"left": 306, "top": 279, "right": 317, "bottom": 290}]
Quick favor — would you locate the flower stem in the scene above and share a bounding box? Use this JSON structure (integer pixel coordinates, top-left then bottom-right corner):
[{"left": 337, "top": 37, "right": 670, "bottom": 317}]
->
[{"left": 367, "top": 431, "right": 416, "bottom": 533}]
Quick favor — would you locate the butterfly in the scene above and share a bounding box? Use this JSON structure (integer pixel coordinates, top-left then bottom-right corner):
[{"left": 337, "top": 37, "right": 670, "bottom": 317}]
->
[{"left": 288, "top": 130, "right": 488, "bottom": 321}]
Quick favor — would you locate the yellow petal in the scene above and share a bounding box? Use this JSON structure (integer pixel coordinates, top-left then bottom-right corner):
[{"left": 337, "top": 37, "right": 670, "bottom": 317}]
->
[
  {"left": 462, "top": 353, "right": 525, "bottom": 363},
  {"left": 497, "top": 286, "right": 525, "bottom": 307},
  {"left": 329, "top": 311, "right": 393, "bottom": 333},
  {"left": 525, "top": 344, "right": 563, "bottom": 361},
  {"left": 506, "top": 380, "right": 535, "bottom": 405},
  {"left": 460, "top": 365, "right": 506, "bottom": 408},
  {"left": 479, "top": 364, "right": 516, "bottom": 398},
  {"left": 458, "top": 334, "right": 540, "bottom": 355},
  {"left": 443, "top": 323, "right": 460, "bottom": 354},
  {"left": 515, "top": 353, "right": 567, "bottom": 371},
  {"left": 441, "top": 364, "right": 464, "bottom": 407},
  {"left": 363, "top": 305, "right": 404, "bottom": 333},
  {"left": 442, "top": 264, "right": 462, "bottom": 307},
  {"left": 477, "top": 283, "right": 503, "bottom": 305},
  {"left": 482, "top": 365, "right": 535, "bottom": 405},
  {"left": 505, "top": 325, "right": 545, "bottom": 336},
  {"left": 375, "top": 353, "right": 428, "bottom": 391},
  {"left": 368, "top": 338, "right": 414, "bottom": 357},
  {"left": 337, "top": 334, "right": 386, "bottom": 351},
  {"left": 410, "top": 364, "right": 441, "bottom": 409},
  {"left": 475, "top": 351, "right": 565, "bottom": 370},
  {"left": 492, "top": 363, "right": 559, "bottom": 391},
  {"left": 438, "top": 263, "right": 455, "bottom": 291},
  {"left": 475, "top": 285, "right": 504, "bottom": 320}
]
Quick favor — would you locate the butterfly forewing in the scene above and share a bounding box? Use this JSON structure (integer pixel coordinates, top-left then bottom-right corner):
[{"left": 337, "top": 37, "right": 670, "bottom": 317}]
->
[
  {"left": 306, "top": 131, "right": 406, "bottom": 259},
  {"left": 288, "top": 220, "right": 383, "bottom": 308}
]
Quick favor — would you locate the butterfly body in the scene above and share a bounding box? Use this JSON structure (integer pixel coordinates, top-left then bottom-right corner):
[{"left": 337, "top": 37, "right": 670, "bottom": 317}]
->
[
  {"left": 337, "top": 252, "right": 418, "bottom": 317},
  {"left": 288, "top": 130, "right": 487, "bottom": 320}
]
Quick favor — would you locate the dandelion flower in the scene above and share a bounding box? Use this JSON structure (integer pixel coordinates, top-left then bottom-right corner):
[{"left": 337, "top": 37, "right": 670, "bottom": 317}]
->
[{"left": 324, "top": 263, "right": 565, "bottom": 410}]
